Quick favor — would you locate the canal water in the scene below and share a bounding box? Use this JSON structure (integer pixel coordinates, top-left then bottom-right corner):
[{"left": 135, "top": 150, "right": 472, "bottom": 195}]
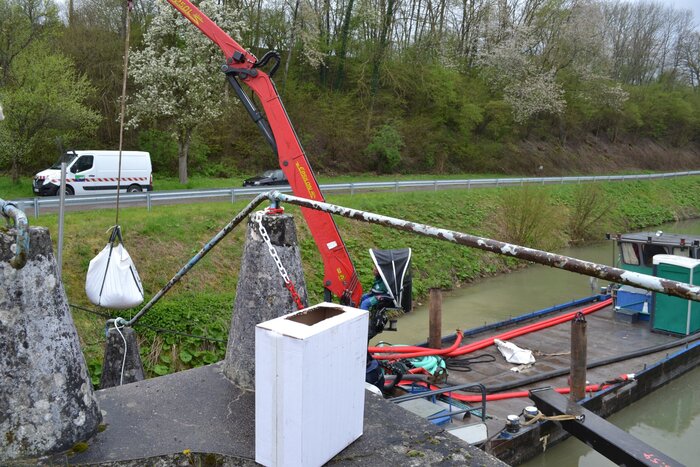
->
[{"left": 382, "top": 218, "right": 700, "bottom": 466}]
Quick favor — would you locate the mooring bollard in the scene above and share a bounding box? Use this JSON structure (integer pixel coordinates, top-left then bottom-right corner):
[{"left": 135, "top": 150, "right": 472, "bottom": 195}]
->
[
  {"left": 429, "top": 288, "right": 443, "bottom": 349},
  {"left": 0, "top": 227, "right": 101, "bottom": 461},
  {"left": 100, "top": 325, "right": 145, "bottom": 388},
  {"left": 222, "top": 212, "right": 308, "bottom": 390},
  {"left": 570, "top": 312, "right": 588, "bottom": 401}
]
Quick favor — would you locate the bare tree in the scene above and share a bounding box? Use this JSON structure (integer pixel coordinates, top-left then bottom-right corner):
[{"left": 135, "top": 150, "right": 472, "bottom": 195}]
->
[
  {"left": 679, "top": 31, "right": 700, "bottom": 89},
  {"left": 601, "top": 0, "right": 691, "bottom": 85}
]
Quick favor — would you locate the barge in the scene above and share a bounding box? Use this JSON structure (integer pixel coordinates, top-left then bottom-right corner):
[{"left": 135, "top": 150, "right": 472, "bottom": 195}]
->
[{"left": 373, "top": 232, "right": 700, "bottom": 465}]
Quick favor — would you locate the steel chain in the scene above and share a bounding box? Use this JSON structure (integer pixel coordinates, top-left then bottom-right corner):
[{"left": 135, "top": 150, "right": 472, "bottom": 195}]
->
[{"left": 254, "top": 211, "right": 305, "bottom": 310}]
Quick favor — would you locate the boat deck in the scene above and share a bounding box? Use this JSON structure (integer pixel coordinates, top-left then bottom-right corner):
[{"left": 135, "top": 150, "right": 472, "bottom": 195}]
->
[{"left": 406, "top": 298, "right": 689, "bottom": 440}]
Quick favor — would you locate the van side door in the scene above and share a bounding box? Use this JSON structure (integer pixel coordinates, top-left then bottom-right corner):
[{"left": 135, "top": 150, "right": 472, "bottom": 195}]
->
[{"left": 69, "top": 155, "right": 95, "bottom": 194}]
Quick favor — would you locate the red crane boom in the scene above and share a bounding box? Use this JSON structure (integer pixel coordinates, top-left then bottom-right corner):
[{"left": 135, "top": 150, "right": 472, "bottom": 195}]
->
[{"left": 165, "top": 0, "right": 362, "bottom": 305}]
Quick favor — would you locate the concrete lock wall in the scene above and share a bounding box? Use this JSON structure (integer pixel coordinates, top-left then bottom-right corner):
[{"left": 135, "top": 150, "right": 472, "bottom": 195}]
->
[
  {"left": 0, "top": 227, "right": 101, "bottom": 461},
  {"left": 223, "top": 213, "right": 308, "bottom": 390}
]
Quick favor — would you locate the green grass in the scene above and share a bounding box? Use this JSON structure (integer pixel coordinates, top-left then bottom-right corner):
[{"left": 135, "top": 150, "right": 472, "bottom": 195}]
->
[
  {"left": 0, "top": 177, "right": 34, "bottom": 200},
  {"left": 15, "top": 176, "right": 700, "bottom": 385}
]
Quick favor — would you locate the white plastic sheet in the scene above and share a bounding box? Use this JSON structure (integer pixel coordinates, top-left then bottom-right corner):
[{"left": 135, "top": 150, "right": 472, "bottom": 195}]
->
[
  {"left": 86, "top": 243, "right": 144, "bottom": 309},
  {"left": 494, "top": 338, "right": 536, "bottom": 365}
]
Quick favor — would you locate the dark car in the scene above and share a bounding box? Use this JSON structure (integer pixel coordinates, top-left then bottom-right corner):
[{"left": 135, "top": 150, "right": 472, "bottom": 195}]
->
[{"left": 242, "top": 169, "right": 289, "bottom": 187}]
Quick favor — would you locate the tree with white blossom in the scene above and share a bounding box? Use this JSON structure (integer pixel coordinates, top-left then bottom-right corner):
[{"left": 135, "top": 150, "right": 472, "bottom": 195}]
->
[
  {"left": 128, "top": 0, "right": 243, "bottom": 184},
  {"left": 479, "top": 27, "right": 567, "bottom": 124}
]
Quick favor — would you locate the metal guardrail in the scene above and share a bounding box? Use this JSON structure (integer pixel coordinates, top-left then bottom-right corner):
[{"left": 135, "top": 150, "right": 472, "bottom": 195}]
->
[{"left": 9, "top": 170, "right": 700, "bottom": 218}]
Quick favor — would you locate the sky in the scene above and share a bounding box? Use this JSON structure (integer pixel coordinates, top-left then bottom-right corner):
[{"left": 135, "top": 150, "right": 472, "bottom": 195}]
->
[
  {"left": 641, "top": 0, "right": 700, "bottom": 28},
  {"left": 54, "top": 0, "right": 700, "bottom": 28}
]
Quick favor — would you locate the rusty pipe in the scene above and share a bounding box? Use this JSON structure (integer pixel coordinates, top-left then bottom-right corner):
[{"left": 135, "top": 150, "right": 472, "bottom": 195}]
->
[
  {"left": 1, "top": 198, "right": 29, "bottom": 269},
  {"left": 271, "top": 191, "right": 700, "bottom": 302}
]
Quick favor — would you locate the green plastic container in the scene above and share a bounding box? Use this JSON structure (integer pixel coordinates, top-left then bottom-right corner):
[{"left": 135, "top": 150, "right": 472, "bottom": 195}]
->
[{"left": 652, "top": 255, "right": 700, "bottom": 336}]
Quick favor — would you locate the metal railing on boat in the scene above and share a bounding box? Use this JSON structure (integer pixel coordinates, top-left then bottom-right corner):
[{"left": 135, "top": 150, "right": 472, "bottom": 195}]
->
[{"left": 390, "top": 383, "right": 488, "bottom": 422}]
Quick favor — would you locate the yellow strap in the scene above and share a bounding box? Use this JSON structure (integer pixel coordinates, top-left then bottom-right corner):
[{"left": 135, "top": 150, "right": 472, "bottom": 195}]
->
[{"left": 522, "top": 411, "right": 583, "bottom": 426}]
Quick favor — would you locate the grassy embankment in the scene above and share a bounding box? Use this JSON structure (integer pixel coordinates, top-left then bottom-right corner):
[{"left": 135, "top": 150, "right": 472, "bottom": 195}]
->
[{"left": 16, "top": 176, "right": 700, "bottom": 385}]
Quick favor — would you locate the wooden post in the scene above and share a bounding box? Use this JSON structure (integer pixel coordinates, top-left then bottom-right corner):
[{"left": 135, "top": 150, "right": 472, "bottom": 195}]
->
[
  {"left": 429, "top": 288, "right": 443, "bottom": 349},
  {"left": 570, "top": 312, "right": 587, "bottom": 401}
]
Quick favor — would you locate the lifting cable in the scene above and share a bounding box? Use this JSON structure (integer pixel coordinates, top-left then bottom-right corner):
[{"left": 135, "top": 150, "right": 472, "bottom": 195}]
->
[
  {"left": 521, "top": 410, "right": 583, "bottom": 426},
  {"left": 100, "top": 2, "right": 134, "bottom": 387},
  {"left": 114, "top": 0, "right": 133, "bottom": 226}
]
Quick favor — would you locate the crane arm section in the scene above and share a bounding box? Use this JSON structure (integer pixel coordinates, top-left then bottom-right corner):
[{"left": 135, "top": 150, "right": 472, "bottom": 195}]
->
[{"left": 165, "top": 0, "right": 362, "bottom": 305}]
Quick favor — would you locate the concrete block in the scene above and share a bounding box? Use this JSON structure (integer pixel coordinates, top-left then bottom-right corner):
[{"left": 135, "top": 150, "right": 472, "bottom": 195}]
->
[
  {"left": 100, "top": 326, "right": 145, "bottom": 388},
  {"left": 223, "top": 213, "right": 308, "bottom": 390},
  {"left": 0, "top": 227, "right": 101, "bottom": 461}
]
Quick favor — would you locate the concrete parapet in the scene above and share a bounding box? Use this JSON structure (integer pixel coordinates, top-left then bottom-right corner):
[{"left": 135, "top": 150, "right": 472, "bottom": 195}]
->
[
  {"left": 222, "top": 213, "right": 308, "bottom": 390},
  {"left": 0, "top": 227, "right": 101, "bottom": 460},
  {"left": 55, "top": 362, "right": 506, "bottom": 466},
  {"left": 100, "top": 326, "right": 145, "bottom": 388}
]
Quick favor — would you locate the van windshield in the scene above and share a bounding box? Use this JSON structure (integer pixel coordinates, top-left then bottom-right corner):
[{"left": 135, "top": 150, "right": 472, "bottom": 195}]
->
[{"left": 50, "top": 152, "right": 78, "bottom": 169}]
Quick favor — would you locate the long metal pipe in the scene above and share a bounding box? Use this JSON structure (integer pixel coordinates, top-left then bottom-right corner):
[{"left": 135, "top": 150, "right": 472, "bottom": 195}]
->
[
  {"left": 0, "top": 198, "right": 29, "bottom": 269},
  {"left": 57, "top": 162, "right": 67, "bottom": 279},
  {"left": 272, "top": 191, "right": 700, "bottom": 302}
]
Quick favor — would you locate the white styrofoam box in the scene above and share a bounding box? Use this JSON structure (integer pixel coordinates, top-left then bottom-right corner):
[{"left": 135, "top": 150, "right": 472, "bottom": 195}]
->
[{"left": 255, "top": 302, "right": 368, "bottom": 467}]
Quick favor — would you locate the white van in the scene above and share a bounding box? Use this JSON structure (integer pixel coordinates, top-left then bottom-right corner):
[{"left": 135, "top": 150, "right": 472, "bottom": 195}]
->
[{"left": 33, "top": 150, "right": 153, "bottom": 196}]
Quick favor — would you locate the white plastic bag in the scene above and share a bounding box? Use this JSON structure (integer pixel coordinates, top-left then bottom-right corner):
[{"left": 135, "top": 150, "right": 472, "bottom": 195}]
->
[
  {"left": 494, "top": 338, "right": 536, "bottom": 365},
  {"left": 86, "top": 243, "right": 144, "bottom": 309}
]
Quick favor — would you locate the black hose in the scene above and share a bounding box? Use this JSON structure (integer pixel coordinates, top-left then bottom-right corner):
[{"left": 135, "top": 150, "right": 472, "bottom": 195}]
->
[
  {"left": 446, "top": 354, "right": 496, "bottom": 372},
  {"left": 253, "top": 51, "right": 281, "bottom": 77},
  {"left": 463, "top": 332, "right": 700, "bottom": 394},
  {"left": 384, "top": 373, "right": 428, "bottom": 382}
]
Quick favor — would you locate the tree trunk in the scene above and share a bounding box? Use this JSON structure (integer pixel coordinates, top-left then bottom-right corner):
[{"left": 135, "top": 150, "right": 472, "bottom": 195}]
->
[
  {"left": 319, "top": 0, "right": 331, "bottom": 86},
  {"left": 370, "top": 0, "right": 396, "bottom": 97},
  {"left": 335, "top": 0, "right": 355, "bottom": 90},
  {"left": 178, "top": 128, "right": 192, "bottom": 184},
  {"left": 11, "top": 156, "right": 19, "bottom": 184},
  {"left": 282, "top": 0, "right": 300, "bottom": 96},
  {"left": 367, "top": 0, "right": 396, "bottom": 129}
]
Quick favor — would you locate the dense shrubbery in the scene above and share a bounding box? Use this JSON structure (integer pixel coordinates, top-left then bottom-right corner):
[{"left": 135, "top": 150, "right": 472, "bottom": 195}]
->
[{"left": 1, "top": 1, "right": 699, "bottom": 181}]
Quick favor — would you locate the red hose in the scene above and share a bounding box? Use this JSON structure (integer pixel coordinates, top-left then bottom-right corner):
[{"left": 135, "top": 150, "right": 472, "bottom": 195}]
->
[
  {"left": 394, "top": 382, "right": 612, "bottom": 402},
  {"left": 372, "top": 331, "right": 464, "bottom": 361},
  {"left": 368, "top": 336, "right": 459, "bottom": 354},
  {"left": 371, "top": 298, "right": 611, "bottom": 360},
  {"left": 447, "top": 298, "right": 611, "bottom": 358}
]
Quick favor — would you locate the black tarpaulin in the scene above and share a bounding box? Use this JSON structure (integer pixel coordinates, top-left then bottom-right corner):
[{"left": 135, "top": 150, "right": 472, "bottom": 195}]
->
[{"left": 369, "top": 248, "right": 412, "bottom": 311}]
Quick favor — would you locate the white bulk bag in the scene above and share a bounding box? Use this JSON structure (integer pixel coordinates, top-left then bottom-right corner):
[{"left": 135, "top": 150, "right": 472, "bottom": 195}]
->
[{"left": 86, "top": 242, "right": 144, "bottom": 309}]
